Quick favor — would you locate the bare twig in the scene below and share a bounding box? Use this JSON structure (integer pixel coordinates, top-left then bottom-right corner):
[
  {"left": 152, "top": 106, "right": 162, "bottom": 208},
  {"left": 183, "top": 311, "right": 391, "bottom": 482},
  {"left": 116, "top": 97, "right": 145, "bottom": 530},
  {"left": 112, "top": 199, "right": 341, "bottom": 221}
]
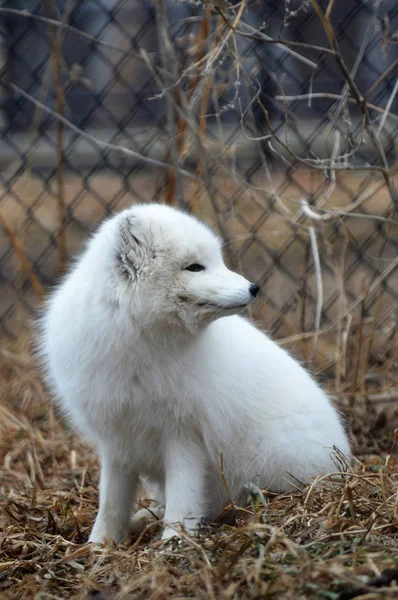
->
[
  {"left": 274, "top": 93, "right": 398, "bottom": 124},
  {"left": 325, "top": 3, "right": 376, "bottom": 137},
  {"left": 310, "top": 0, "right": 398, "bottom": 211},
  {"left": 308, "top": 227, "right": 323, "bottom": 361},
  {"left": 9, "top": 83, "right": 200, "bottom": 181},
  {"left": 215, "top": 11, "right": 319, "bottom": 70},
  {"left": 365, "top": 58, "right": 398, "bottom": 100},
  {"left": 187, "top": 1, "right": 246, "bottom": 115},
  {"left": 376, "top": 77, "right": 398, "bottom": 137},
  {"left": 259, "top": 100, "right": 388, "bottom": 173},
  {"left": 325, "top": 0, "right": 336, "bottom": 20}
]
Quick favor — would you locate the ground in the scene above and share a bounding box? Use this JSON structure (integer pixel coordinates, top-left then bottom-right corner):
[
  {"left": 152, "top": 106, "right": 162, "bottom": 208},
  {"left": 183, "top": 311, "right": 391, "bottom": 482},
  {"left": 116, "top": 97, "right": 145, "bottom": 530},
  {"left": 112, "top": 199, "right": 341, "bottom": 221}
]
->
[{"left": 0, "top": 335, "right": 397, "bottom": 600}]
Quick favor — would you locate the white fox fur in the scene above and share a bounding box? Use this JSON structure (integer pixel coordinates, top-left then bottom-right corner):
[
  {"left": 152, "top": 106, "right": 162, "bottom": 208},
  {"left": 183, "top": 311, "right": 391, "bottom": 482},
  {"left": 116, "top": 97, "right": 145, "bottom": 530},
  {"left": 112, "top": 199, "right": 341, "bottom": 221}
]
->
[{"left": 39, "top": 203, "right": 350, "bottom": 543}]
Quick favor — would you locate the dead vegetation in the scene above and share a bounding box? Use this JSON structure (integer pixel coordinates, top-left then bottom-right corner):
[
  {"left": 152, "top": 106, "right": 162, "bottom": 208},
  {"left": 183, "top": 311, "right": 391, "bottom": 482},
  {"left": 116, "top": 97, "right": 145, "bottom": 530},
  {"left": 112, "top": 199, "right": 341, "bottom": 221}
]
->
[{"left": 0, "top": 336, "right": 397, "bottom": 600}]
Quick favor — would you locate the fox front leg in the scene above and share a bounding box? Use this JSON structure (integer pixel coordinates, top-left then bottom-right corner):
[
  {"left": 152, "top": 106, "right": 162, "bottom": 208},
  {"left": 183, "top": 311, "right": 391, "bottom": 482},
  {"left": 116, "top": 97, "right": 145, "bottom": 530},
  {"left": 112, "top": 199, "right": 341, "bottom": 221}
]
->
[{"left": 161, "top": 437, "right": 207, "bottom": 541}]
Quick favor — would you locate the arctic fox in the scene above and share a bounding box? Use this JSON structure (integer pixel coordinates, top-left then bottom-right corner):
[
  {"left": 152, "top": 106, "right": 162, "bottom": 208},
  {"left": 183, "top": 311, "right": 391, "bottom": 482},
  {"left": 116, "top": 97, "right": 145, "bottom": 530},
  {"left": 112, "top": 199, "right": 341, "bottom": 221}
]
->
[{"left": 40, "top": 203, "right": 350, "bottom": 544}]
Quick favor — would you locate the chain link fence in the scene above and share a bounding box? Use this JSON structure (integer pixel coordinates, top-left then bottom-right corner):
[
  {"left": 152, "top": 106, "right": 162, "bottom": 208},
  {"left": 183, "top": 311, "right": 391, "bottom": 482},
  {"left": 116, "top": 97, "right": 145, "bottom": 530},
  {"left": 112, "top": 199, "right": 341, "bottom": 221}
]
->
[{"left": 0, "top": 0, "right": 397, "bottom": 377}]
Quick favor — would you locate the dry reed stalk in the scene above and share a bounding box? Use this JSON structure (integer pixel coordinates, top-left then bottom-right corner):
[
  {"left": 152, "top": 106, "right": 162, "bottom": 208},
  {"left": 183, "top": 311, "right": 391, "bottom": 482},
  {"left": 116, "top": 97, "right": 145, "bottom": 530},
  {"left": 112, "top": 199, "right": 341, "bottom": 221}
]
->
[
  {"left": 334, "top": 235, "right": 349, "bottom": 391},
  {"left": 350, "top": 274, "right": 369, "bottom": 405},
  {"left": 183, "top": 12, "right": 224, "bottom": 216},
  {"left": 0, "top": 212, "right": 44, "bottom": 301},
  {"left": 189, "top": 59, "right": 215, "bottom": 214},
  {"left": 300, "top": 239, "right": 311, "bottom": 360},
  {"left": 43, "top": 0, "right": 69, "bottom": 272},
  {"left": 155, "top": 0, "right": 185, "bottom": 208},
  {"left": 164, "top": 2, "right": 214, "bottom": 207}
]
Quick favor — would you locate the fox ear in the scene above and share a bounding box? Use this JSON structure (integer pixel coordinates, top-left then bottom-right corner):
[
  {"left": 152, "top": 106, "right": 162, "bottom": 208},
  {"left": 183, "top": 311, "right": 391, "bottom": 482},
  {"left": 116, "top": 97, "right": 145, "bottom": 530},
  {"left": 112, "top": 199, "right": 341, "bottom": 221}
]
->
[{"left": 118, "top": 213, "right": 147, "bottom": 278}]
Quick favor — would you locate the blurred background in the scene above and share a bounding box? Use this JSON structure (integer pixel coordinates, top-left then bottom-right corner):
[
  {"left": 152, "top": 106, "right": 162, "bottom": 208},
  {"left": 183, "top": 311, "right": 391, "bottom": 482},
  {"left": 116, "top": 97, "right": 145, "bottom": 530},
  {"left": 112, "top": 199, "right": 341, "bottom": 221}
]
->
[{"left": 0, "top": 0, "right": 397, "bottom": 382}]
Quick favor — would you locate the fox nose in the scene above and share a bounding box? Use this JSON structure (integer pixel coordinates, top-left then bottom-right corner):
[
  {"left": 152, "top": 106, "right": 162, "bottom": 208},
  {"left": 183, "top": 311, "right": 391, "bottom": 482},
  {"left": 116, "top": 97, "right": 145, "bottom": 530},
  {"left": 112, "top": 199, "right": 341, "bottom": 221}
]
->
[{"left": 249, "top": 283, "right": 260, "bottom": 298}]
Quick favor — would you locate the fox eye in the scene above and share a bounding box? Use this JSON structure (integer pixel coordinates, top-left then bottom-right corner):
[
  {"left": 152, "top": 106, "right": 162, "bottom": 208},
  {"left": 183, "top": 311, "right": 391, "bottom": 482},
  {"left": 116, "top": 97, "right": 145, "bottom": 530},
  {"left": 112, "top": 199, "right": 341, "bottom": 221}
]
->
[{"left": 185, "top": 264, "right": 205, "bottom": 272}]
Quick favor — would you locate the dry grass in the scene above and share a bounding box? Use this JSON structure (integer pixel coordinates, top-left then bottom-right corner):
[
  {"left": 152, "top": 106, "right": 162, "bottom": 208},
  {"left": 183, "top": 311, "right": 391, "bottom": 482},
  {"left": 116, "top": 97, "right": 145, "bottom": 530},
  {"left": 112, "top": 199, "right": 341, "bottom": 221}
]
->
[{"left": 0, "top": 336, "right": 397, "bottom": 600}]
